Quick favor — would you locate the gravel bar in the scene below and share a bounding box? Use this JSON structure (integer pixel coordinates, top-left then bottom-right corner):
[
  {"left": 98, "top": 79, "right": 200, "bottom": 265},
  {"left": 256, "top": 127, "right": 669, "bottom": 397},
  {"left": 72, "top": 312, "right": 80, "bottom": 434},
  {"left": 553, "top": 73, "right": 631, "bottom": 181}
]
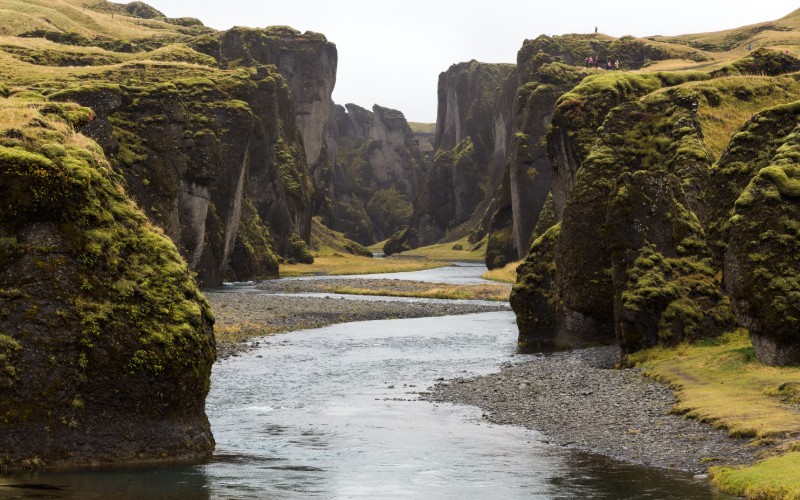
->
[
  {"left": 206, "top": 291, "right": 508, "bottom": 358},
  {"left": 428, "top": 346, "right": 765, "bottom": 474}
]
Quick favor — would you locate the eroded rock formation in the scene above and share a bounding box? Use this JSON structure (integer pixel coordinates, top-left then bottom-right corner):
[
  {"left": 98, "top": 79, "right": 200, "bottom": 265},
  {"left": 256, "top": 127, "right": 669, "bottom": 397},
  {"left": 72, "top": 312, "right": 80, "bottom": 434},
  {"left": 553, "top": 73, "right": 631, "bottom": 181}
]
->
[
  {"left": 331, "top": 104, "right": 424, "bottom": 244},
  {"left": 0, "top": 100, "right": 215, "bottom": 469},
  {"left": 386, "top": 60, "right": 515, "bottom": 253}
]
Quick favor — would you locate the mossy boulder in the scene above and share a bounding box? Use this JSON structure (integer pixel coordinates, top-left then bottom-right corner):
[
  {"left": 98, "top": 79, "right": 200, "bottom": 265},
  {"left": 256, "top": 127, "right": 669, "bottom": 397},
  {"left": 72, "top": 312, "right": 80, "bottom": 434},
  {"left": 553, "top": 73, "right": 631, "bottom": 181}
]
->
[
  {"left": 712, "top": 48, "right": 800, "bottom": 78},
  {"left": 510, "top": 224, "right": 570, "bottom": 348},
  {"left": 606, "top": 171, "right": 734, "bottom": 355},
  {"left": 0, "top": 100, "right": 215, "bottom": 469},
  {"left": 724, "top": 101, "right": 800, "bottom": 365}
]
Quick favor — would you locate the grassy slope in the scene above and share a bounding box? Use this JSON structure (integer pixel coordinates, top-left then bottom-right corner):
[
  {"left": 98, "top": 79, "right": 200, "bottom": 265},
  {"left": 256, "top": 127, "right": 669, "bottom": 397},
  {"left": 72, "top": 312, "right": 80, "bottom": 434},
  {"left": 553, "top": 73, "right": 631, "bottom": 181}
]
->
[
  {"left": 646, "top": 8, "right": 800, "bottom": 72},
  {"left": 0, "top": 0, "right": 185, "bottom": 38},
  {"left": 629, "top": 331, "right": 800, "bottom": 497}
]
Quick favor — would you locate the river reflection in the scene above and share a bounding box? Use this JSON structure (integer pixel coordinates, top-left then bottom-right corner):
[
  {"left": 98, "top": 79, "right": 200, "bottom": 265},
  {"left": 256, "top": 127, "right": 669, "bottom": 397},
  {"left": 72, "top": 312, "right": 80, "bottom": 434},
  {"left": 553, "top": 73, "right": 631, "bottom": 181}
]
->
[{"left": 2, "top": 311, "right": 728, "bottom": 499}]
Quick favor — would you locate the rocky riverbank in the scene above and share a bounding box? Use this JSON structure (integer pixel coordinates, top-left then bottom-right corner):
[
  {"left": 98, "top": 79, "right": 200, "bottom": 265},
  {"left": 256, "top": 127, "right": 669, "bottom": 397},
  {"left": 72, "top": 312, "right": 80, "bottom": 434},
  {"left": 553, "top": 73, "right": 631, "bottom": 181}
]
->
[
  {"left": 206, "top": 290, "right": 508, "bottom": 358},
  {"left": 428, "top": 346, "right": 772, "bottom": 474}
]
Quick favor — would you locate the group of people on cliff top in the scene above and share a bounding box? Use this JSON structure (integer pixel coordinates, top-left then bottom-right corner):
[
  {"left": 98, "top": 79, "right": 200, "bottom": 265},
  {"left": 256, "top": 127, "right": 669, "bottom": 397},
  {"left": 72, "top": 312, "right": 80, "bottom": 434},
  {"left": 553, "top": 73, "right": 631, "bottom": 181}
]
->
[{"left": 585, "top": 57, "right": 620, "bottom": 70}]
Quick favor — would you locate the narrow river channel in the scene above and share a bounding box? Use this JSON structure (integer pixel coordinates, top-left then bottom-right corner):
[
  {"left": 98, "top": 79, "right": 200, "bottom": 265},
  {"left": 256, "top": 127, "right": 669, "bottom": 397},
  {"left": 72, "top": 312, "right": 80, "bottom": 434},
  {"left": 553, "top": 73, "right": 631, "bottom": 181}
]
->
[{"left": 1, "top": 266, "right": 726, "bottom": 499}]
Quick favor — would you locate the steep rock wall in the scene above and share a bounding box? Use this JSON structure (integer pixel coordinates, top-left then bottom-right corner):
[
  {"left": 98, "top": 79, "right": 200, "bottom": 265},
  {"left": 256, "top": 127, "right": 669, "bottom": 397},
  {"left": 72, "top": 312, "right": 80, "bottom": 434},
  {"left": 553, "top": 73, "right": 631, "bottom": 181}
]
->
[
  {"left": 217, "top": 26, "right": 338, "bottom": 226},
  {"left": 510, "top": 67, "right": 800, "bottom": 365},
  {"left": 0, "top": 100, "right": 215, "bottom": 469},
  {"left": 386, "top": 60, "right": 515, "bottom": 253},
  {"left": 333, "top": 103, "right": 423, "bottom": 243},
  {"left": 51, "top": 65, "right": 314, "bottom": 286}
]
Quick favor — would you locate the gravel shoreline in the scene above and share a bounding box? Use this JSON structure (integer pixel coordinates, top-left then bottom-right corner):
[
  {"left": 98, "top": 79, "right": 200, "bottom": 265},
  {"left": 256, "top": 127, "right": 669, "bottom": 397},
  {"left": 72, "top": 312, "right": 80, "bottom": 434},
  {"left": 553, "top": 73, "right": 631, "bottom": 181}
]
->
[
  {"left": 428, "top": 345, "right": 765, "bottom": 474},
  {"left": 206, "top": 290, "right": 508, "bottom": 358}
]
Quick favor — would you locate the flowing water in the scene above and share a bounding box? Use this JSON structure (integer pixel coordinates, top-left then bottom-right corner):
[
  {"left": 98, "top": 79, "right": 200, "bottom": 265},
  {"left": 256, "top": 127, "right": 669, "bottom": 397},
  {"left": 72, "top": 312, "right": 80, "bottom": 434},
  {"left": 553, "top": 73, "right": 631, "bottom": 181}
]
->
[{"left": 1, "top": 266, "right": 728, "bottom": 499}]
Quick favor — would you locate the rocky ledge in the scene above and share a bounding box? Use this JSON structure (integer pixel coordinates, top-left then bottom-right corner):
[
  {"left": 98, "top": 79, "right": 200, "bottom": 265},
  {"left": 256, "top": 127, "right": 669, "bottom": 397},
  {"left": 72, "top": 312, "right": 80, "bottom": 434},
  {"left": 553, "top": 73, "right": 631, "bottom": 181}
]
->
[{"left": 429, "top": 346, "right": 768, "bottom": 474}]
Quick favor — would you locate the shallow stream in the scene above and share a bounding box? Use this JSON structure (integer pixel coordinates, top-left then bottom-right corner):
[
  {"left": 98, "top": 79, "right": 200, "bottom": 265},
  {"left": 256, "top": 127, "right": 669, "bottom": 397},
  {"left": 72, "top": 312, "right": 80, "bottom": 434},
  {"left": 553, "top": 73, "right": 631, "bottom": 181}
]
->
[{"left": 0, "top": 266, "right": 726, "bottom": 499}]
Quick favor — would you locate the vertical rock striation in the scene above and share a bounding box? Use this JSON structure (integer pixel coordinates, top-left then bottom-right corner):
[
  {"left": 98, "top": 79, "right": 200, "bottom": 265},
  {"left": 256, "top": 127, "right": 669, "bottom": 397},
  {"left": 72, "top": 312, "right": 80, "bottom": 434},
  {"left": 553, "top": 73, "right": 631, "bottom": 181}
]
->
[{"left": 332, "top": 104, "right": 424, "bottom": 244}]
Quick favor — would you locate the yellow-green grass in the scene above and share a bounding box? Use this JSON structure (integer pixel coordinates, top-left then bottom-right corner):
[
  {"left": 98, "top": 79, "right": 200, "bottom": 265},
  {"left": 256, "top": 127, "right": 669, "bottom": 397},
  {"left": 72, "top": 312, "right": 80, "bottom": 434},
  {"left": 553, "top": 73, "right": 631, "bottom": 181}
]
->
[
  {"left": 690, "top": 76, "right": 800, "bottom": 159},
  {"left": 481, "top": 260, "right": 521, "bottom": 283},
  {"left": 408, "top": 122, "right": 435, "bottom": 134},
  {"left": 367, "top": 239, "right": 387, "bottom": 252},
  {"left": 711, "top": 451, "right": 800, "bottom": 499},
  {"left": 320, "top": 284, "right": 510, "bottom": 302},
  {"left": 629, "top": 329, "right": 800, "bottom": 439},
  {"left": 0, "top": 0, "right": 188, "bottom": 39},
  {"left": 279, "top": 255, "right": 447, "bottom": 277},
  {"left": 395, "top": 236, "right": 486, "bottom": 262},
  {"left": 214, "top": 321, "right": 278, "bottom": 345}
]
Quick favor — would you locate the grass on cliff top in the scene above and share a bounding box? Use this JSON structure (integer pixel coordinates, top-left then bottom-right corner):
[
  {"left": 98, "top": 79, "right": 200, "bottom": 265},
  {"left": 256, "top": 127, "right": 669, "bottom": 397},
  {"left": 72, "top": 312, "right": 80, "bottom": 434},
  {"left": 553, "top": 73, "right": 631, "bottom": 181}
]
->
[
  {"left": 689, "top": 75, "right": 800, "bottom": 159},
  {"left": 0, "top": 0, "right": 188, "bottom": 39},
  {"left": 482, "top": 260, "right": 521, "bottom": 284},
  {"left": 629, "top": 329, "right": 800, "bottom": 438},
  {"left": 393, "top": 236, "right": 486, "bottom": 262},
  {"left": 279, "top": 255, "right": 446, "bottom": 277},
  {"left": 408, "top": 122, "right": 435, "bottom": 134}
]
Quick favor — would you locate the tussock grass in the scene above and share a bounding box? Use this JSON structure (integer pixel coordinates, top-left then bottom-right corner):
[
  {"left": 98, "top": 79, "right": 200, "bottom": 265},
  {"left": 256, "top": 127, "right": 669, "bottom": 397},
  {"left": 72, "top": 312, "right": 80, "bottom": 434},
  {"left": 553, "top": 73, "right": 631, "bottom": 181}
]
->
[
  {"left": 630, "top": 329, "right": 800, "bottom": 438},
  {"left": 690, "top": 76, "right": 800, "bottom": 158},
  {"left": 0, "top": 0, "right": 187, "bottom": 39},
  {"left": 482, "top": 260, "right": 521, "bottom": 284},
  {"left": 279, "top": 255, "right": 446, "bottom": 277},
  {"left": 711, "top": 451, "right": 800, "bottom": 499}
]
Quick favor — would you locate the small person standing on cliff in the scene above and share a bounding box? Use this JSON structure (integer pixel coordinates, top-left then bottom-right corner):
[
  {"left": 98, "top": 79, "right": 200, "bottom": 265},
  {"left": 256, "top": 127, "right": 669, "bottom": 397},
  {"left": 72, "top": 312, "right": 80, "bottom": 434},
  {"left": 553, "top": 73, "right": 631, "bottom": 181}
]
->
[
  {"left": 614, "top": 59, "right": 620, "bottom": 70},
  {"left": 595, "top": 26, "right": 598, "bottom": 34},
  {"left": 588, "top": 56, "right": 594, "bottom": 67}
]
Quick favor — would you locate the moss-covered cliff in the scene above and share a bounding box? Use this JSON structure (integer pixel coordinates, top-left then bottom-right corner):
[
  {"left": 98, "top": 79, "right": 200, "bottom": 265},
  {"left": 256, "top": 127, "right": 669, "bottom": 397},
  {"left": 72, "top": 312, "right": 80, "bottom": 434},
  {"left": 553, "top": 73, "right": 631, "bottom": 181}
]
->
[
  {"left": 0, "top": 98, "right": 215, "bottom": 469},
  {"left": 0, "top": 5, "right": 330, "bottom": 284},
  {"left": 386, "top": 60, "right": 516, "bottom": 254},
  {"left": 510, "top": 55, "right": 800, "bottom": 364},
  {"left": 331, "top": 104, "right": 423, "bottom": 244}
]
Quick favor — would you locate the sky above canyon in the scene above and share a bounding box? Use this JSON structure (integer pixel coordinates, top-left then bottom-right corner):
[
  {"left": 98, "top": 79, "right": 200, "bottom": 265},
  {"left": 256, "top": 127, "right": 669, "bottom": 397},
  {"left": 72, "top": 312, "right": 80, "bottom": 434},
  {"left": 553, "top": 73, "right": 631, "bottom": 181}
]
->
[{"left": 144, "top": 0, "right": 799, "bottom": 123}]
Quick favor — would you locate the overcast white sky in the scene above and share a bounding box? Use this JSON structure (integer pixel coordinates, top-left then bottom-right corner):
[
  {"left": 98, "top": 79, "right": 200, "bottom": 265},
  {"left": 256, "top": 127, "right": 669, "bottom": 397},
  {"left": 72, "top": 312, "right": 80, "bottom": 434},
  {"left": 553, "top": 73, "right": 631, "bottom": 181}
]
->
[{"left": 143, "top": 1, "right": 799, "bottom": 122}]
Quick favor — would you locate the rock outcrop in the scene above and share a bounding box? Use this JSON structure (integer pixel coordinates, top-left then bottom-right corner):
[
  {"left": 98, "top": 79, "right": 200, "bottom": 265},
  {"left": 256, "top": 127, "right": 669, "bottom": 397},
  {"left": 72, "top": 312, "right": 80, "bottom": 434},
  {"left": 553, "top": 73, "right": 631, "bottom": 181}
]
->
[
  {"left": 721, "top": 101, "right": 800, "bottom": 365},
  {"left": 51, "top": 64, "right": 314, "bottom": 286},
  {"left": 331, "top": 104, "right": 424, "bottom": 244},
  {"left": 0, "top": 99, "right": 215, "bottom": 469},
  {"left": 215, "top": 26, "right": 339, "bottom": 226},
  {"left": 386, "top": 60, "right": 516, "bottom": 253},
  {"left": 510, "top": 60, "right": 800, "bottom": 364}
]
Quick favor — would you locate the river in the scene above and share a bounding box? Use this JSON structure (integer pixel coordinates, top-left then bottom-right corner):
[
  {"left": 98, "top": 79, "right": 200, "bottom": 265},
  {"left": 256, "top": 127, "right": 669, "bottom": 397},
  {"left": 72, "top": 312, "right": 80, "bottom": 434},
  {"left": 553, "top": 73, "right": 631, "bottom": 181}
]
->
[{"left": 0, "top": 266, "right": 726, "bottom": 499}]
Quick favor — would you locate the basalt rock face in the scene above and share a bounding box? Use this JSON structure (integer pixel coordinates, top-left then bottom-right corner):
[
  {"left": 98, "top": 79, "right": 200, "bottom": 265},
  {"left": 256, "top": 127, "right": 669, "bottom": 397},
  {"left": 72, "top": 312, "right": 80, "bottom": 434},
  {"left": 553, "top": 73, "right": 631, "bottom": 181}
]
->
[
  {"left": 722, "top": 101, "right": 800, "bottom": 366},
  {"left": 485, "top": 35, "right": 716, "bottom": 270},
  {"left": 0, "top": 100, "right": 215, "bottom": 469},
  {"left": 386, "top": 60, "right": 516, "bottom": 253},
  {"left": 331, "top": 104, "right": 423, "bottom": 244},
  {"left": 51, "top": 66, "right": 314, "bottom": 286},
  {"left": 511, "top": 66, "right": 800, "bottom": 364},
  {"left": 217, "top": 26, "right": 338, "bottom": 224}
]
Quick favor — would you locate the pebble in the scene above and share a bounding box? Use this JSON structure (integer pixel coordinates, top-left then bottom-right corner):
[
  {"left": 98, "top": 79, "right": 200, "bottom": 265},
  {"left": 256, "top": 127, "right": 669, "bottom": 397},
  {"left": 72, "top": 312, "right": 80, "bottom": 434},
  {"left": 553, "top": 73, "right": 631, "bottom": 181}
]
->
[{"left": 428, "top": 346, "right": 768, "bottom": 474}]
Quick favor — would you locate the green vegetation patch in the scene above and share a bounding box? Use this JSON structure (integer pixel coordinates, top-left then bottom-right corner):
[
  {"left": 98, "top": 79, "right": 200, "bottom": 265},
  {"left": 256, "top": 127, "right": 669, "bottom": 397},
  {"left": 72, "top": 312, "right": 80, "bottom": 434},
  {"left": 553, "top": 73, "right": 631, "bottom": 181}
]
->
[{"left": 711, "top": 452, "right": 800, "bottom": 499}]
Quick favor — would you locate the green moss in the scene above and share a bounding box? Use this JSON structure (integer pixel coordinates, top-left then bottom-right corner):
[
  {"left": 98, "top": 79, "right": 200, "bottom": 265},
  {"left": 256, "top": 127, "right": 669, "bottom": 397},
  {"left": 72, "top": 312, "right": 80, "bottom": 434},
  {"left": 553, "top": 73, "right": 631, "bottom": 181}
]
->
[
  {"left": 287, "top": 233, "right": 314, "bottom": 264},
  {"left": 711, "top": 452, "right": 800, "bottom": 499}
]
